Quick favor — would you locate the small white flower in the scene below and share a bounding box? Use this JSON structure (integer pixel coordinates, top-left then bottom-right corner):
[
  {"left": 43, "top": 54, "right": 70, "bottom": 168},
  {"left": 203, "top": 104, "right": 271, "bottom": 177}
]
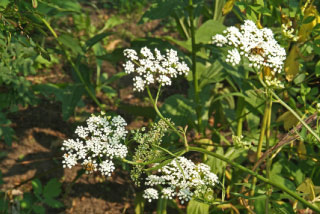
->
[
  {"left": 62, "top": 114, "right": 128, "bottom": 177},
  {"left": 213, "top": 20, "right": 286, "bottom": 74},
  {"left": 143, "top": 188, "right": 159, "bottom": 202}
]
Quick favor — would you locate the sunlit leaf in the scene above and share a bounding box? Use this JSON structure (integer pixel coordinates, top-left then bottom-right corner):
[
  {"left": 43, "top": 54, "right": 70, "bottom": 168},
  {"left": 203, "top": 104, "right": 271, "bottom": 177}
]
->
[
  {"left": 297, "top": 141, "right": 307, "bottom": 160},
  {"left": 284, "top": 45, "right": 300, "bottom": 82},
  {"left": 276, "top": 111, "right": 299, "bottom": 131},
  {"left": 297, "top": 178, "right": 316, "bottom": 201},
  {"left": 187, "top": 199, "right": 209, "bottom": 214},
  {"left": 222, "top": 0, "right": 236, "bottom": 16},
  {"left": 299, "top": 5, "right": 320, "bottom": 42}
]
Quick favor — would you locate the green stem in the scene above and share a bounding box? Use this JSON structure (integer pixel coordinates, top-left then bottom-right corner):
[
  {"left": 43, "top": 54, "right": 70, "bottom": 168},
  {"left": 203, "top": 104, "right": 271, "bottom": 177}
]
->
[
  {"left": 40, "top": 17, "right": 104, "bottom": 110},
  {"left": 121, "top": 150, "right": 186, "bottom": 166},
  {"left": 188, "top": 146, "right": 320, "bottom": 213},
  {"left": 188, "top": 0, "right": 202, "bottom": 133},
  {"left": 271, "top": 91, "right": 320, "bottom": 143},
  {"left": 146, "top": 86, "right": 184, "bottom": 140},
  {"left": 251, "top": 92, "right": 271, "bottom": 196},
  {"left": 265, "top": 97, "right": 272, "bottom": 214},
  {"left": 236, "top": 69, "right": 249, "bottom": 137}
]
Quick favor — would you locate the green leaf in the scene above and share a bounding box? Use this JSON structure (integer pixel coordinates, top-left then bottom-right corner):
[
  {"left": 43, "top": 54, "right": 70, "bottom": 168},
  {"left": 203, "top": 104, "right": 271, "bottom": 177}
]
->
[
  {"left": 254, "top": 196, "right": 266, "bottom": 213},
  {"left": 85, "top": 32, "right": 112, "bottom": 51},
  {"left": 271, "top": 201, "right": 294, "bottom": 214},
  {"left": 58, "top": 34, "right": 83, "bottom": 54},
  {"left": 315, "top": 60, "right": 320, "bottom": 77},
  {"left": 139, "top": 0, "right": 181, "bottom": 24},
  {"left": 101, "top": 85, "right": 117, "bottom": 98},
  {"left": 32, "top": 179, "right": 42, "bottom": 196},
  {"left": 160, "top": 94, "right": 196, "bottom": 127},
  {"left": 0, "top": 0, "right": 9, "bottom": 9},
  {"left": 103, "top": 72, "right": 126, "bottom": 85},
  {"left": 118, "top": 103, "right": 156, "bottom": 119},
  {"left": 43, "top": 197, "right": 64, "bottom": 208},
  {"left": 32, "top": 205, "right": 45, "bottom": 214},
  {"left": 43, "top": 178, "right": 62, "bottom": 199},
  {"left": 187, "top": 198, "right": 209, "bottom": 214},
  {"left": 33, "top": 83, "right": 85, "bottom": 120},
  {"left": 195, "top": 20, "right": 226, "bottom": 43},
  {"left": 303, "top": 16, "right": 316, "bottom": 24}
]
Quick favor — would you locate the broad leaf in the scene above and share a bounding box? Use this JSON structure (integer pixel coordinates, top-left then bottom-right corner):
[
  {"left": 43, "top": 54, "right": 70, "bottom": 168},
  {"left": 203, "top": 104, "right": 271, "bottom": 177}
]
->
[
  {"left": 187, "top": 199, "right": 209, "bottom": 214},
  {"left": 43, "top": 178, "right": 62, "bottom": 199}
]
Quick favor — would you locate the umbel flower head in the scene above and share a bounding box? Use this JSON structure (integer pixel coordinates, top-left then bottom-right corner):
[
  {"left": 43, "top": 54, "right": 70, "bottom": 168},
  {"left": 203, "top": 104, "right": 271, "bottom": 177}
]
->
[
  {"left": 123, "top": 47, "right": 189, "bottom": 92},
  {"left": 143, "top": 157, "right": 219, "bottom": 204},
  {"left": 62, "top": 113, "right": 128, "bottom": 177},
  {"left": 212, "top": 20, "right": 286, "bottom": 74}
]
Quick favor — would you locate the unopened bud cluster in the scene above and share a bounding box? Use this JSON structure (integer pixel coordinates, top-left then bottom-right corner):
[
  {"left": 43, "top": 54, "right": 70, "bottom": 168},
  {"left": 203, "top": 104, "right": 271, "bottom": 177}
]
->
[
  {"left": 62, "top": 114, "right": 128, "bottom": 176},
  {"left": 123, "top": 47, "right": 189, "bottom": 92},
  {"left": 232, "top": 135, "right": 252, "bottom": 149}
]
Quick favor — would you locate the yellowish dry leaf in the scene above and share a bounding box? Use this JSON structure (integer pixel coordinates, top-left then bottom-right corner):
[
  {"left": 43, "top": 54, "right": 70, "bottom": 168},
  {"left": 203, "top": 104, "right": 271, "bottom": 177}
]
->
[
  {"left": 222, "top": 0, "right": 236, "bottom": 16},
  {"left": 284, "top": 45, "right": 300, "bottom": 81},
  {"left": 297, "top": 178, "right": 316, "bottom": 201},
  {"left": 276, "top": 111, "right": 299, "bottom": 130},
  {"left": 299, "top": 5, "right": 320, "bottom": 42},
  {"left": 297, "top": 140, "right": 307, "bottom": 160}
]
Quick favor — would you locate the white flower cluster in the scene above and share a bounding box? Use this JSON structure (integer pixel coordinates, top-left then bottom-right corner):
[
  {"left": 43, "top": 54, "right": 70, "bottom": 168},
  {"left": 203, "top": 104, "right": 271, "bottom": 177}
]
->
[
  {"left": 62, "top": 114, "right": 128, "bottom": 176},
  {"left": 212, "top": 20, "right": 286, "bottom": 74},
  {"left": 282, "top": 21, "right": 299, "bottom": 41},
  {"left": 143, "top": 157, "right": 219, "bottom": 204},
  {"left": 123, "top": 47, "right": 189, "bottom": 92},
  {"left": 264, "top": 76, "right": 284, "bottom": 89}
]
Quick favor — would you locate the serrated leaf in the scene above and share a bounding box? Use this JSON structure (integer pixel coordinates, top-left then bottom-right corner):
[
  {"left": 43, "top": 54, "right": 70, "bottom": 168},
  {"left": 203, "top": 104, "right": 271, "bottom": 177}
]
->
[
  {"left": 43, "top": 178, "right": 62, "bottom": 199},
  {"left": 31, "top": 179, "right": 42, "bottom": 196},
  {"left": 187, "top": 198, "right": 209, "bottom": 214}
]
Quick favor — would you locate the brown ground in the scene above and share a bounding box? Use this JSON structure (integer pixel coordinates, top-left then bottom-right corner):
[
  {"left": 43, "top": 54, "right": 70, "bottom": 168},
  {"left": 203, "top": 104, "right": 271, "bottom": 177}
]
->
[{"left": 0, "top": 7, "right": 174, "bottom": 214}]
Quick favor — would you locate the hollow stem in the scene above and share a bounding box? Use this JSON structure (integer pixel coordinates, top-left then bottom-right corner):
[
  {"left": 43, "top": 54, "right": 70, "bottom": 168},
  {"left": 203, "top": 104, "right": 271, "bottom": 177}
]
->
[
  {"left": 188, "top": 0, "right": 202, "bottom": 133},
  {"left": 236, "top": 69, "right": 249, "bottom": 137},
  {"left": 251, "top": 91, "right": 272, "bottom": 196},
  {"left": 265, "top": 97, "right": 273, "bottom": 214},
  {"left": 146, "top": 86, "right": 185, "bottom": 142}
]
